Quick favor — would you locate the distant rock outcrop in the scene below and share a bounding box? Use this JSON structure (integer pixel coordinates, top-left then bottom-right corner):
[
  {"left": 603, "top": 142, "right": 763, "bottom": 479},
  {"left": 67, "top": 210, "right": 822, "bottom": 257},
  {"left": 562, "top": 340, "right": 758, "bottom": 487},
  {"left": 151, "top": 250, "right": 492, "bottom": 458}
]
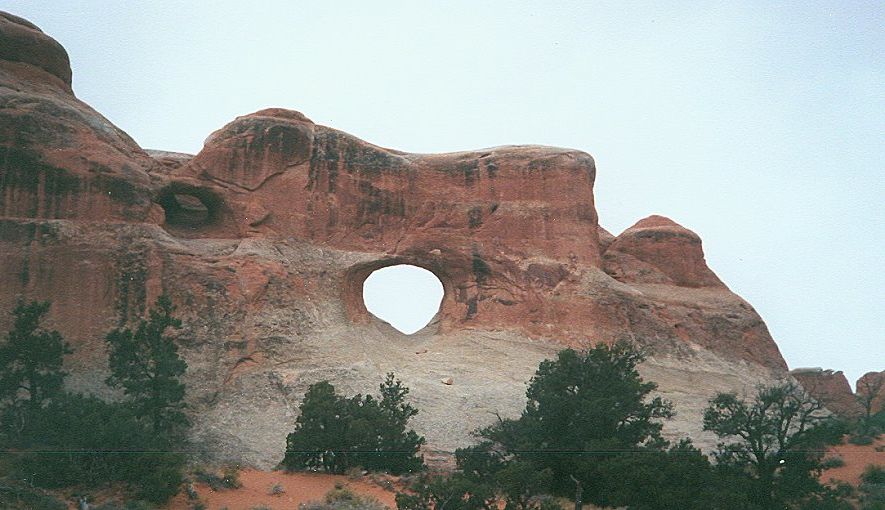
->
[
  {"left": 791, "top": 368, "right": 885, "bottom": 419},
  {"left": 790, "top": 368, "right": 862, "bottom": 417},
  {"left": 1, "top": 12, "right": 794, "bottom": 467},
  {"left": 856, "top": 371, "right": 885, "bottom": 416}
]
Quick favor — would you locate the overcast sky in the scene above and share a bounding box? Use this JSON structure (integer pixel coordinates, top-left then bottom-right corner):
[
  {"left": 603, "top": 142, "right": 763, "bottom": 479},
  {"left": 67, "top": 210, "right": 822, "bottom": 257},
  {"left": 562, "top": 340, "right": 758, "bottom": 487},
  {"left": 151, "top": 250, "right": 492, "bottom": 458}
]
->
[{"left": 5, "top": 1, "right": 881, "bottom": 384}]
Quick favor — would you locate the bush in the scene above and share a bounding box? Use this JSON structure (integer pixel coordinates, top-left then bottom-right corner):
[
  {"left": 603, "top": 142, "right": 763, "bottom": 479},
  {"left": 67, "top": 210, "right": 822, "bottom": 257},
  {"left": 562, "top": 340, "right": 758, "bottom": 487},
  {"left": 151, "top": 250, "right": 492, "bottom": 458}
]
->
[
  {"left": 456, "top": 342, "right": 675, "bottom": 504},
  {"left": 449, "top": 343, "right": 843, "bottom": 509},
  {"left": 859, "top": 465, "right": 885, "bottom": 509},
  {"left": 395, "top": 473, "right": 496, "bottom": 510},
  {"left": 850, "top": 434, "right": 876, "bottom": 446},
  {"left": 0, "top": 480, "right": 66, "bottom": 510},
  {"left": 10, "top": 393, "right": 184, "bottom": 503},
  {"left": 844, "top": 407, "right": 885, "bottom": 445},
  {"left": 0, "top": 297, "right": 190, "bottom": 504},
  {"left": 590, "top": 439, "right": 744, "bottom": 510},
  {"left": 283, "top": 373, "right": 425, "bottom": 475},
  {"left": 222, "top": 464, "right": 242, "bottom": 489},
  {"left": 300, "top": 484, "right": 387, "bottom": 510},
  {"left": 92, "top": 501, "right": 155, "bottom": 510},
  {"left": 822, "top": 455, "right": 847, "bottom": 469},
  {"left": 193, "top": 465, "right": 242, "bottom": 491}
]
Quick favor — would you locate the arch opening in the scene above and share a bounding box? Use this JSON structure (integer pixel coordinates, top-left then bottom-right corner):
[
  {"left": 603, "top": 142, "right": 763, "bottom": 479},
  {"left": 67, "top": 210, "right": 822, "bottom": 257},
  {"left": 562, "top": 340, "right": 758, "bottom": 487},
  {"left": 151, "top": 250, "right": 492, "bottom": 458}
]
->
[
  {"left": 362, "top": 264, "right": 444, "bottom": 335},
  {"left": 156, "top": 184, "right": 221, "bottom": 230}
]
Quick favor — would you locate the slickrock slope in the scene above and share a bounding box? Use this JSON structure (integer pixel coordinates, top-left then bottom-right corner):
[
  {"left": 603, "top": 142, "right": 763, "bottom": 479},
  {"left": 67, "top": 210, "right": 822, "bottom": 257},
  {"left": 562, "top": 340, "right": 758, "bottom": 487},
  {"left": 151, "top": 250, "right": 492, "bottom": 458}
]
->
[{"left": 1, "top": 12, "right": 794, "bottom": 467}]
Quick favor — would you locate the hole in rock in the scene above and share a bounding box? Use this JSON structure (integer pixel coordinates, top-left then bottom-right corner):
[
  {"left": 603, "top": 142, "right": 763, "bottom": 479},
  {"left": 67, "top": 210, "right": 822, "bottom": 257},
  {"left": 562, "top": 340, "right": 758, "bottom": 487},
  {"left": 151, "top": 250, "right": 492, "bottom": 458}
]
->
[
  {"left": 363, "top": 265, "right": 444, "bottom": 335},
  {"left": 158, "top": 192, "right": 212, "bottom": 227}
]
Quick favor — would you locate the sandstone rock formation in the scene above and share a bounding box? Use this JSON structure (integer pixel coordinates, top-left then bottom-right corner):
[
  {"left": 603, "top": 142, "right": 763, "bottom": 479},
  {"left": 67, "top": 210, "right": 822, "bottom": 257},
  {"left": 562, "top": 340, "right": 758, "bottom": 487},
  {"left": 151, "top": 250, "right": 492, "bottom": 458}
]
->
[
  {"left": 1, "top": 12, "right": 799, "bottom": 467},
  {"left": 790, "top": 368, "right": 862, "bottom": 418},
  {"left": 856, "top": 371, "right": 885, "bottom": 416}
]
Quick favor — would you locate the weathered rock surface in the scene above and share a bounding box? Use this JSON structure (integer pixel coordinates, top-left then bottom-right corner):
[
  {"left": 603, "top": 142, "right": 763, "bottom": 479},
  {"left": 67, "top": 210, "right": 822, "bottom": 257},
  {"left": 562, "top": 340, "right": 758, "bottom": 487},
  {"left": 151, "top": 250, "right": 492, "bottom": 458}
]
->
[
  {"left": 791, "top": 368, "right": 885, "bottom": 419},
  {"left": 790, "top": 368, "right": 862, "bottom": 418},
  {"left": 0, "top": 12, "right": 71, "bottom": 87},
  {"left": 0, "top": 13, "right": 157, "bottom": 224},
  {"left": 856, "top": 371, "right": 885, "bottom": 416},
  {"left": 0, "top": 13, "right": 798, "bottom": 468}
]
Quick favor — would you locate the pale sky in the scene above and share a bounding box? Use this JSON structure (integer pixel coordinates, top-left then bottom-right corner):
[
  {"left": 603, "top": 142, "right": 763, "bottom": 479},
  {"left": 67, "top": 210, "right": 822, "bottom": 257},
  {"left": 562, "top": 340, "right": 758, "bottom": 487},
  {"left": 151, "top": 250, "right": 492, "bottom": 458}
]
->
[
  {"left": 364, "top": 266, "right": 444, "bottom": 335},
  {"left": 4, "top": 1, "right": 882, "bottom": 384}
]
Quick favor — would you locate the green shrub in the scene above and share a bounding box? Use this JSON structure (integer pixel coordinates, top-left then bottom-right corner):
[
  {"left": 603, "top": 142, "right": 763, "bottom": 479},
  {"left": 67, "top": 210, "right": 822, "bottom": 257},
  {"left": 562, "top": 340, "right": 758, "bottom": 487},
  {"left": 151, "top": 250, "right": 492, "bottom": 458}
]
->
[
  {"left": 105, "top": 295, "right": 189, "bottom": 435},
  {"left": 11, "top": 393, "right": 184, "bottom": 503},
  {"left": 850, "top": 435, "right": 876, "bottom": 446},
  {"left": 194, "top": 466, "right": 241, "bottom": 491},
  {"left": 283, "top": 373, "right": 425, "bottom": 475},
  {"left": 92, "top": 501, "right": 155, "bottom": 510},
  {"left": 704, "top": 382, "right": 847, "bottom": 509},
  {"left": 858, "top": 464, "right": 885, "bottom": 509},
  {"left": 300, "top": 485, "right": 387, "bottom": 510},
  {"left": 454, "top": 342, "right": 675, "bottom": 505},
  {"left": 822, "top": 455, "right": 847, "bottom": 469},
  {"left": 395, "top": 473, "right": 496, "bottom": 510},
  {"left": 0, "top": 297, "right": 190, "bottom": 504},
  {"left": 863, "top": 465, "right": 885, "bottom": 485},
  {"left": 0, "top": 480, "right": 66, "bottom": 510},
  {"left": 0, "top": 300, "right": 71, "bottom": 442},
  {"left": 222, "top": 464, "right": 242, "bottom": 489}
]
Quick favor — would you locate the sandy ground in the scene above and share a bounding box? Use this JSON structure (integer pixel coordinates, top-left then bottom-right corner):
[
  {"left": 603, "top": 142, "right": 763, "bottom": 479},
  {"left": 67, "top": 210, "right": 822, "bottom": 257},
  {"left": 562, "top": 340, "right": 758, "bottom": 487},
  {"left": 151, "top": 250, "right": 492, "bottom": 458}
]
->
[
  {"left": 821, "top": 436, "right": 885, "bottom": 486},
  {"left": 165, "top": 469, "right": 400, "bottom": 510},
  {"left": 156, "top": 436, "right": 883, "bottom": 510}
]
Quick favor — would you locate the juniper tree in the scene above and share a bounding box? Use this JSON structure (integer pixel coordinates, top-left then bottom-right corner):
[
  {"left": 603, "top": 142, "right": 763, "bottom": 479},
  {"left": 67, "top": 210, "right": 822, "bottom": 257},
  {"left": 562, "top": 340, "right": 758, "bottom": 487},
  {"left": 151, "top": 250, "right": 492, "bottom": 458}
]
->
[
  {"left": 0, "top": 300, "right": 71, "bottom": 431},
  {"left": 283, "top": 373, "right": 425, "bottom": 474},
  {"left": 105, "top": 294, "right": 188, "bottom": 435},
  {"left": 462, "top": 341, "right": 674, "bottom": 501},
  {"left": 703, "top": 382, "right": 844, "bottom": 508}
]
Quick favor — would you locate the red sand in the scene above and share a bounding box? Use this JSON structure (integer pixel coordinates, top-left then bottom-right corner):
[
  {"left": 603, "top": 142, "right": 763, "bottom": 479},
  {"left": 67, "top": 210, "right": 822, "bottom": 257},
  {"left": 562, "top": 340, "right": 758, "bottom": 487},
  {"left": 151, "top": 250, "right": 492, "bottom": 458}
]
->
[
  {"left": 159, "top": 437, "right": 883, "bottom": 510},
  {"left": 821, "top": 437, "right": 885, "bottom": 486},
  {"left": 165, "top": 469, "right": 400, "bottom": 510}
]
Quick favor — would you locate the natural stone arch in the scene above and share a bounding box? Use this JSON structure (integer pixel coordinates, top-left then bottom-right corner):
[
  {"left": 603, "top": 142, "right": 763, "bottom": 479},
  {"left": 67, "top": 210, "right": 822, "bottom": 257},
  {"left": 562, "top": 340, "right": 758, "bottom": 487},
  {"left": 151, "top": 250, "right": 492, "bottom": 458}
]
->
[
  {"left": 343, "top": 256, "right": 457, "bottom": 334},
  {"left": 361, "top": 264, "right": 444, "bottom": 334},
  {"left": 0, "top": 12, "right": 794, "bottom": 469}
]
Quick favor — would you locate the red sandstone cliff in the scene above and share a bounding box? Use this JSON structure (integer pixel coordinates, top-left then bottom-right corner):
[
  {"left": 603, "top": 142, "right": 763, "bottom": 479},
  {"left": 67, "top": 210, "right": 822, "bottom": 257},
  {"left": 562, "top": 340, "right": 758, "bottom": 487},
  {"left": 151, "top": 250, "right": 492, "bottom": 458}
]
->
[
  {"left": 790, "top": 368, "right": 862, "bottom": 417},
  {"left": 0, "top": 12, "right": 799, "bottom": 466},
  {"left": 856, "top": 371, "right": 885, "bottom": 416},
  {"left": 791, "top": 368, "right": 885, "bottom": 418}
]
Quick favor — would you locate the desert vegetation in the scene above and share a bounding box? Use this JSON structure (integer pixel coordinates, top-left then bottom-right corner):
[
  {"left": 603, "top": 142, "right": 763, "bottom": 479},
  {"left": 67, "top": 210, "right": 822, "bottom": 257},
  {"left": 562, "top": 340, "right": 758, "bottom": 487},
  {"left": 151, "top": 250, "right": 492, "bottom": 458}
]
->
[
  {"left": 0, "top": 299, "right": 881, "bottom": 509},
  {"left": 850, "top": 375, "right": 885, "bottom": 446},
  {"left": 282, "top": 373, "right": 426, "bottom": 475},
  {"left": 0, "top": 298, "right": 190, "bottom": 507},
  {"left": 280, "top": 340, "right": 875, "bottom": 509}
]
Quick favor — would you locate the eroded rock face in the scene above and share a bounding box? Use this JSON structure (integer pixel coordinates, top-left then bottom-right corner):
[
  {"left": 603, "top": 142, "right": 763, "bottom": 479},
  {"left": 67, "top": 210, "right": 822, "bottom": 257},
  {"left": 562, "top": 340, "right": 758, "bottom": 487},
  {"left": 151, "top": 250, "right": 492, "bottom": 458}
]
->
[
  {"left": 790, "top": 368, "right": 862, "bottom": 418},
  {"left": 856, "top": 371, "right": 885, "bottom": 416},
  {"left": 0, "top": 13, "right": 157, "bottom": 224},
  {"left": 0, "top": 13, "right": 795, "bottom": 467}
]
